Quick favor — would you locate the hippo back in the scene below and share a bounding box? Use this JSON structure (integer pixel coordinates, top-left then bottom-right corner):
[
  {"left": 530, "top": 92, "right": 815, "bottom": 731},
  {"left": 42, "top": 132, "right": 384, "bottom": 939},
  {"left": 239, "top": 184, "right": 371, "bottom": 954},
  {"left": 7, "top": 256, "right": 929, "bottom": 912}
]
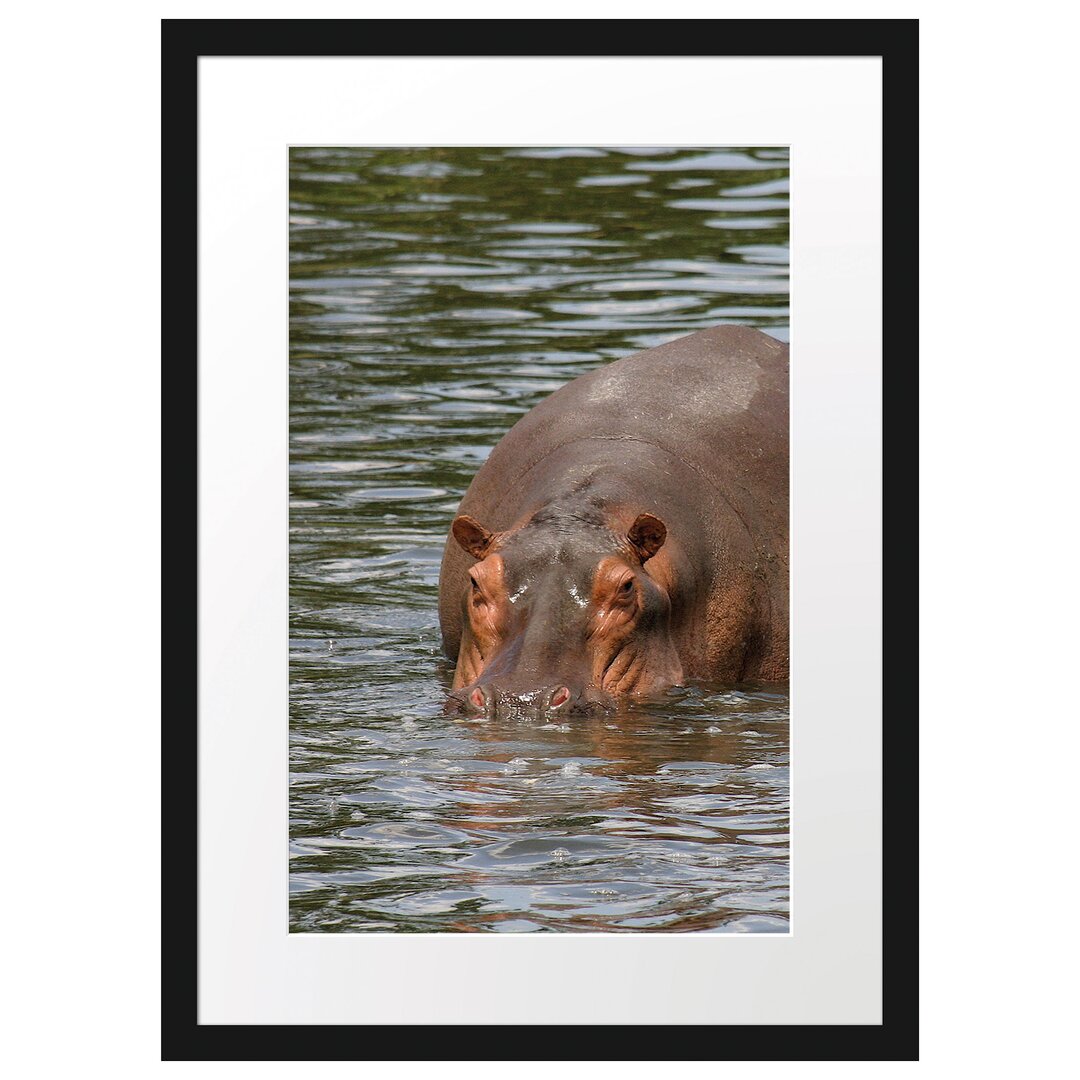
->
[{"left": 453, "top": 324, "right": 788, "bottom": 560}]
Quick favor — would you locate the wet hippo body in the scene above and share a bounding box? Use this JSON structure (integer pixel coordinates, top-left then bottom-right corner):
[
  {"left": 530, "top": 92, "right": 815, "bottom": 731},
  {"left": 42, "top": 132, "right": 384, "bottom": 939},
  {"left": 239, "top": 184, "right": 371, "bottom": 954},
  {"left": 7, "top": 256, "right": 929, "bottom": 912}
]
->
[{"left": 438, "top": 324, "right": 788, "bottom": 718}]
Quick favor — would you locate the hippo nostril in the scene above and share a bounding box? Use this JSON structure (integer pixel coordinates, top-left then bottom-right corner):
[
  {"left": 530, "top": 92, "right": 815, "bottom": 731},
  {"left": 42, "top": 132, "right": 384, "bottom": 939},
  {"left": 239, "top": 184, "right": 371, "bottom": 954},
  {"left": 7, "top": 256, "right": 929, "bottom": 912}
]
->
[
  {"left": 549, "top": 686, "right": 571, "bottom": 710},
  {"left": 469, "top": 687, "right": 487, "bottom": 710}
]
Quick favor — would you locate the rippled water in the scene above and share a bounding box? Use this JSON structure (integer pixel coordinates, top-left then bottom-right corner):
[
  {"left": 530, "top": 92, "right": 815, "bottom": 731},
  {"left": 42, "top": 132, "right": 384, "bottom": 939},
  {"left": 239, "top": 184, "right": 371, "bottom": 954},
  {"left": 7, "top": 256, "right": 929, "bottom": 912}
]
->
[{"left": 290, "top": 147, "right": 789, "bottom": 932}]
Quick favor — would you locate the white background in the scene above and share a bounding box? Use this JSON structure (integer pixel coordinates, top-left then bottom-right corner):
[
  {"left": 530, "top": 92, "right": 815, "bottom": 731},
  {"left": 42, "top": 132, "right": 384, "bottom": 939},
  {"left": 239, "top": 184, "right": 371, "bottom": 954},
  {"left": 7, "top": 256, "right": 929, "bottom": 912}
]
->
[{"left": 3, "top": 0, "right": 1078, "bottom": 1075}]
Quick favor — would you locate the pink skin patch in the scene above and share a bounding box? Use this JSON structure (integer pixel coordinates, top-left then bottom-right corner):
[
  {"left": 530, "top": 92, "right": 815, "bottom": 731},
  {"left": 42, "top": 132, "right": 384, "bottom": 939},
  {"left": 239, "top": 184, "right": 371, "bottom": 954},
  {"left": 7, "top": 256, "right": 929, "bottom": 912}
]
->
[
  {"left": 550, "top": 687, "right": 570, "bottom": 708},
  {"left": 470, "top": 688, "right": 486, "bottom": 709}
]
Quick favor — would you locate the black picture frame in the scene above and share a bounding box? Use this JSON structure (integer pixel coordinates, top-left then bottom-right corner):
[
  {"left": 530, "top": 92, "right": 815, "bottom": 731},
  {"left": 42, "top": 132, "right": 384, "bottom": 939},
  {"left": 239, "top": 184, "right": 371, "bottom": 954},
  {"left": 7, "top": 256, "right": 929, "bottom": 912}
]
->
[{"left": 163, "top": 18, "right": 918, "bottom": 1061}]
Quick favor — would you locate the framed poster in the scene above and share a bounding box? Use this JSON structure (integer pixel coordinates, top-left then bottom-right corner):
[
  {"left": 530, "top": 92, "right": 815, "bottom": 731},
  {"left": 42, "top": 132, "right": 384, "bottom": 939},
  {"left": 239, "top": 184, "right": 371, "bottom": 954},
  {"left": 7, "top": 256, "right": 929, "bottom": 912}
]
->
[{"left": 163, "top": 19, "right": 917, "bottom": 1060}]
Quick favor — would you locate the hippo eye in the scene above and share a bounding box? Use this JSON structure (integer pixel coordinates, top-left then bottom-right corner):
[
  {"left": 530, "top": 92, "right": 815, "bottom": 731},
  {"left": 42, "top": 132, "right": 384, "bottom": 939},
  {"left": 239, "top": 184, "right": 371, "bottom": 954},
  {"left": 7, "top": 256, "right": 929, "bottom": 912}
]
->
[{"left": 619, "top": 578, "right": 634, "bottom": 594}]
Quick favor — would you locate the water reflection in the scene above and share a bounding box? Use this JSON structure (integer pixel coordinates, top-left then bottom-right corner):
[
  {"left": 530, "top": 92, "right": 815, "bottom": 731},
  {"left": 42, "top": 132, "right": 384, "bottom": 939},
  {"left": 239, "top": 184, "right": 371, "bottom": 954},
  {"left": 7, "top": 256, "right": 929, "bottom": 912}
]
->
[{"left": 290, "top": 147, "right": 789, "bottom": 932}]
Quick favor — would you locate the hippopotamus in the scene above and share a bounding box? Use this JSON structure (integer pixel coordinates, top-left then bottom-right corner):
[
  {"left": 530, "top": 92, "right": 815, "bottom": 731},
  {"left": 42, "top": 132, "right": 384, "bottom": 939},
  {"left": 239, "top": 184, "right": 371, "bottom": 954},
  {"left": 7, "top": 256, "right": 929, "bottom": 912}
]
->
[{"left": 437, "top": 324, "right": 788, "bottom": 718}]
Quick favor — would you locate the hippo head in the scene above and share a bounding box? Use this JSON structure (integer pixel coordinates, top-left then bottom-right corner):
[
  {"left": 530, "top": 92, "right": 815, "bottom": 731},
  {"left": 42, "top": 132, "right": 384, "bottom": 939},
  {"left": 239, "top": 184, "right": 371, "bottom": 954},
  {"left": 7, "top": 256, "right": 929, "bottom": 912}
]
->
[{"left": 445, "top": 503, "right": 684, "bottom": 719}]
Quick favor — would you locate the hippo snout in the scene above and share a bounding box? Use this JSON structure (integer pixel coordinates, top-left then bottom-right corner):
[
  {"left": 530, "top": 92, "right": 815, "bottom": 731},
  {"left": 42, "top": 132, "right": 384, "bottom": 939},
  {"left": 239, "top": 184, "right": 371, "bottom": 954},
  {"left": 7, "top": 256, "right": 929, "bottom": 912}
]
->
[{"left": 445, "top": 681, "right": 613, "bottom": 720}]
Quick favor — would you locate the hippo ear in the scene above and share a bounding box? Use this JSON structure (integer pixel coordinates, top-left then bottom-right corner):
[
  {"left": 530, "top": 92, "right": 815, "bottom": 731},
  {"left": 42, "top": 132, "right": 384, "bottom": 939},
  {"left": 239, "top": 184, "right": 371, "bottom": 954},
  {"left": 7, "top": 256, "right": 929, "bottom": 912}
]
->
[
  {"left": 452, "top": 515, "right": 497, "bottom": 559},
  {"left": 627, "top": 513, "right": 667, "bottom": 562}
]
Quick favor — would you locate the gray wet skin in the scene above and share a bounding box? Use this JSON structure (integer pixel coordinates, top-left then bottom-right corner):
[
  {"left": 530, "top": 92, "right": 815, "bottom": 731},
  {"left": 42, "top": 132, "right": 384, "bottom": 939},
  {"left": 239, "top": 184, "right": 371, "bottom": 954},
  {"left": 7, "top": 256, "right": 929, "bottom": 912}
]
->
[{"left": 439, "top": 324, "right": 790, "bottom": 718}]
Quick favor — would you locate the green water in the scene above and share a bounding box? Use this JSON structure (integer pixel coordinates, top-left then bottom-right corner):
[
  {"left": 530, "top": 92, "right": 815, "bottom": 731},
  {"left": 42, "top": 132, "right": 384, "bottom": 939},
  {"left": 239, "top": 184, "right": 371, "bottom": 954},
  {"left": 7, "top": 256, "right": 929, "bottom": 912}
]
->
[{"left": 290, "top": 146, "right": 789, "bottom": 932}]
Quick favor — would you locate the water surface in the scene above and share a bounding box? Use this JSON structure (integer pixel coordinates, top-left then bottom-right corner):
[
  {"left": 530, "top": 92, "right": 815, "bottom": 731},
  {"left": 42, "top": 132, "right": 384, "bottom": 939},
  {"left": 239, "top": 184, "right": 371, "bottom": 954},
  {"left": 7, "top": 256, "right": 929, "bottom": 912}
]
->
[{"left": 290, "top": 146, "right": 789, "bottom": 932}]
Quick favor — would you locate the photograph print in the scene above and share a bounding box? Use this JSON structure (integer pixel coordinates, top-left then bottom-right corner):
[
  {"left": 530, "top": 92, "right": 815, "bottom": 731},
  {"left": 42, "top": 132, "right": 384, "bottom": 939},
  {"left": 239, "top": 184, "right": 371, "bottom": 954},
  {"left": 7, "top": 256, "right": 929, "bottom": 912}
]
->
[{"left": 288, "top": 145, "right": 790, "bottom": 934}]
